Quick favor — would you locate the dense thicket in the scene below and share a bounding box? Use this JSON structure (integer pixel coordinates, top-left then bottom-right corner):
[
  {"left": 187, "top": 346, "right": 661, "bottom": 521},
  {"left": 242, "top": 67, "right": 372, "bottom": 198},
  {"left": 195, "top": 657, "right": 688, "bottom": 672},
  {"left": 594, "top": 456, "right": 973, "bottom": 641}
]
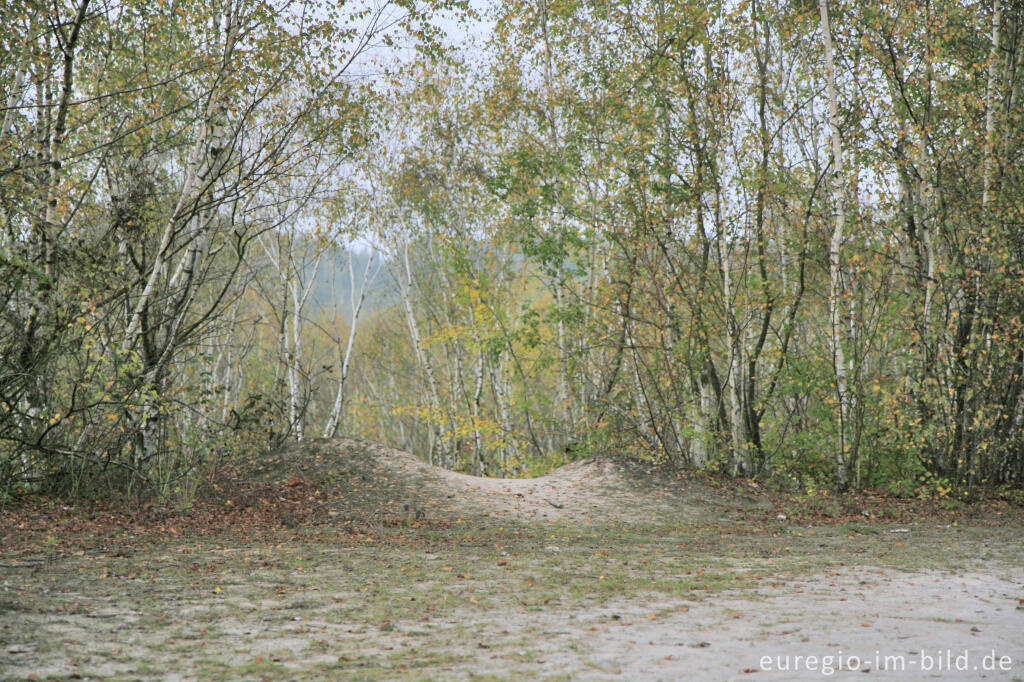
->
[
  {"left": 0, "top": 0, "right": 460, "bottom": 501},
  {"left": 3, "top": 0, "right": 1022, "bottom": 502}
]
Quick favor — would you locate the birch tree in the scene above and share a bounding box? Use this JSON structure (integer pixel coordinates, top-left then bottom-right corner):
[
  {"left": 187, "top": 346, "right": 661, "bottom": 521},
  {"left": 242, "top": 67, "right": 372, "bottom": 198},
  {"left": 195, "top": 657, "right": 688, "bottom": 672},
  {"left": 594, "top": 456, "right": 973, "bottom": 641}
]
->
[
  {"left": 818, "top": 0, "right": 854, "bottom": 488},
  {"left": 323, "top": 247, "right": 383, "bottom": 439},
  {"left": 0, "top": 0, "right": 469, "bottom": 496}
]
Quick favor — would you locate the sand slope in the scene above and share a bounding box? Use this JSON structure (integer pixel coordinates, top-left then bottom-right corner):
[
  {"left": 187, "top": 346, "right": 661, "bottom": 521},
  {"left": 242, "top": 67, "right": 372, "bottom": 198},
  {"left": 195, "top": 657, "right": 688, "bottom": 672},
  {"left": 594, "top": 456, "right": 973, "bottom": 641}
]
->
[{"left": 256, "top": 438, "right": 766, "bottom": 525}]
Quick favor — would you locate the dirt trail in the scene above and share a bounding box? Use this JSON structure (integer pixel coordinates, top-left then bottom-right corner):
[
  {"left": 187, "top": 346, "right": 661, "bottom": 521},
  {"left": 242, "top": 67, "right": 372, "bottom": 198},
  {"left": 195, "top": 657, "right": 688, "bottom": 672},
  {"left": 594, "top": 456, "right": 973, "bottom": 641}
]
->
[
  {"left": 516, "top": 565, "right": 1024, "bottom": 675},
  {"left": 261, "top": 438, "right": 765, "bottom": 525},
  {"left": 483, "top": 567, "right": 1024, "bottom": 680},
  {"left": 3, "top": 557, "right": 1021, "bottom": 680}
]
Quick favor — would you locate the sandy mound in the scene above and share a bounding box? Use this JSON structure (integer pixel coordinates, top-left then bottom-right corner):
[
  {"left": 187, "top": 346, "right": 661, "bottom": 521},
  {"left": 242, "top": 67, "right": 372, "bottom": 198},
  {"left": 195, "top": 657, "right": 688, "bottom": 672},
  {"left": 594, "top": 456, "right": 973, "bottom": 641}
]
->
[{"left": 244, "top": 438, "right": 765, "bottom": 526}]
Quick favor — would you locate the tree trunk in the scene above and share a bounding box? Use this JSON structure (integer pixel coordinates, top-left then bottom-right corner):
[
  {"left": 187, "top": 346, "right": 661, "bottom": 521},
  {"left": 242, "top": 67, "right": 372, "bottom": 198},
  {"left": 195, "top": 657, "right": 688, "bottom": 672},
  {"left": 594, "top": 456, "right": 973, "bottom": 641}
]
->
[{"left": 819, "top": 0, "right": 852, "bottom": 489}]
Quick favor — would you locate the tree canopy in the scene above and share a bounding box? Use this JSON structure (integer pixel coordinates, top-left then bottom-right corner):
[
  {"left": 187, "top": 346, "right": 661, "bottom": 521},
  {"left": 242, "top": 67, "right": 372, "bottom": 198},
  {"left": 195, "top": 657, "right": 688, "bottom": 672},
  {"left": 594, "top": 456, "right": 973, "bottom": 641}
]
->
[{"left": 2, "top": 0, "right": 1023, "bottom": 503}]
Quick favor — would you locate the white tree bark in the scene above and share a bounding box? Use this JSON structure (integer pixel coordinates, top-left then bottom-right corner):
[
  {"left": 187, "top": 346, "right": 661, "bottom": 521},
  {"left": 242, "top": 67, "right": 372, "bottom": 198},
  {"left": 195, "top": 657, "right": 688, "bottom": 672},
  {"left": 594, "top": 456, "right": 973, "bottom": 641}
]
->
[
  {"left": 715, "top": 161, "right": 745, "bottom": 474},
  {"left": 398, "top": 238, "right": 447, "bottom": 466},
  {"left": 323, "top": 247, "right": 381, "bottom": 438},
  {"left": 266, "top": 231, "right": 321, "bottom": 442},
  {"left": 819, "top": 0, "right": 851, "bottom": 488},
  {"left": 982, "top": 0, "right": 1002, "bottom": 217}
]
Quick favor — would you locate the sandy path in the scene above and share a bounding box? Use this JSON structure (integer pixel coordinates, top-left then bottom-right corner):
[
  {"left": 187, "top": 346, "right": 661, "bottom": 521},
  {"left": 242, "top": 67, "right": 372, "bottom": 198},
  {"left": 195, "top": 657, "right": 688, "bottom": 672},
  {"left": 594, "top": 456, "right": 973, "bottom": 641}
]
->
[
  {"left": 346, "top": 439, "right": 756, "bottom": 524},
  {"left": 5, "top": 562, "right": 1020, "bottom": 681},
  {"left": 454, "top": 567, "right": 1024, "bottom": 680},
  {"left": 429, "top": 465, "right": 680, "bottom": 524},
  {"left": 258, "top": 439, "right": 768, "bottom": 526}
]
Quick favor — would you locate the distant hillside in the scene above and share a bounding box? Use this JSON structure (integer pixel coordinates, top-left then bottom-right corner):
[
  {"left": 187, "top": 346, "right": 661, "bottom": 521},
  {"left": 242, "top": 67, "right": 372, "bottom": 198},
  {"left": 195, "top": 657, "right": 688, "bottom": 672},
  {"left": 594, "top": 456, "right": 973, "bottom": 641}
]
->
[{"left": 307, "top": 246, "right": 397, "bottom": 317}]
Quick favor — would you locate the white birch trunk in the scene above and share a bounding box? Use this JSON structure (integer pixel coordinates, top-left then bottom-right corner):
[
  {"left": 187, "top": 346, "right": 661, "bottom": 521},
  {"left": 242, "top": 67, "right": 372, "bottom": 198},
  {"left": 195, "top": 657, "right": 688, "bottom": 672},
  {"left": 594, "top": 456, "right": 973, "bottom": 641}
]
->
[
  {"left": 819, "top": 0, "right": 851, "bottom": 488},
  {"left": 489, "top": 352, "right": 514, "bottom": 473},
  {"left": 982, "top": 1, "right": 1002, "bottom": 218},
  {"left": 287, "top": 279, "right": 304, "bottom": 442},
  {"left": 324, "top": 248, "right": 380, "bottom": 438},
  {"left": 468, "top": 306, "right": 486, "bottom": 476},
  {"left": 717, "top": 188, "right": 744, "bottom": 474},
  {"left": 398, "top": 239, "right": 446, "bottom": 466}
]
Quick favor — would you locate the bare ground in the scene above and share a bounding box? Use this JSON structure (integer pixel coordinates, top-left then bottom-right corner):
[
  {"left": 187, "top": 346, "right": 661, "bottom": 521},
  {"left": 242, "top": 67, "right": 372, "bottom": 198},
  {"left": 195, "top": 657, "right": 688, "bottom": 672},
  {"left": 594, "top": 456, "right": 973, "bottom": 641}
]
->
[
  {"left": 247, "top": 439, "right": 767, "bottom": 525},
  {"left": 2, "top": 438, "right": 1023, "bottom": 680}
]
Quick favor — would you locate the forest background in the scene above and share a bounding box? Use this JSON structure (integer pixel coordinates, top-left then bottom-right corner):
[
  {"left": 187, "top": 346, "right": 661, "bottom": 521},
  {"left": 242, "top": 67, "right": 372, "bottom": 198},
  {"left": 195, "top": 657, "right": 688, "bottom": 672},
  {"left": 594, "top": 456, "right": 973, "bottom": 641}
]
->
[{"left": 2, "top": 0, "right": 1023, "bottom": 507}]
